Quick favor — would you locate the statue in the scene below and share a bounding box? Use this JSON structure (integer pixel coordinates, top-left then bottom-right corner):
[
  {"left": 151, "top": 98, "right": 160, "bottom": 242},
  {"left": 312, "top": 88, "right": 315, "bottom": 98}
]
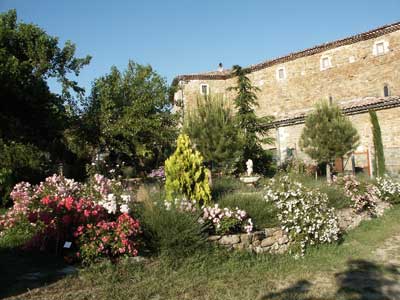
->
[{"left": 246, "top": 159, "right": 253, "bottom": 176}]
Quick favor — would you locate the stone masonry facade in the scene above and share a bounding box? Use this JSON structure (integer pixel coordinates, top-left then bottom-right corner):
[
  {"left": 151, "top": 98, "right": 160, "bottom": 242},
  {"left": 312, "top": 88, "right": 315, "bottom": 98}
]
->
[{"left": 173, "top": 22, "right": 400, "bottom": 174}]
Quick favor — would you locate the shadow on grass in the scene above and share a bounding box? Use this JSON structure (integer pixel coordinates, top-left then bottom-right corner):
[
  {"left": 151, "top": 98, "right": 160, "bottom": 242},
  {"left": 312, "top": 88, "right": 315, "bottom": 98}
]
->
[
  {"left": 260, "top": 259, "right": 400, "bottom": 300},
  {"left": 260, "top": 280, "right": 314, "bottom": 300},
  {"left": 335, "top": 259, "right": 400, "bottom": 300},
  {"left": 0, "top": 247, "right": 72, "bottom": 299}
]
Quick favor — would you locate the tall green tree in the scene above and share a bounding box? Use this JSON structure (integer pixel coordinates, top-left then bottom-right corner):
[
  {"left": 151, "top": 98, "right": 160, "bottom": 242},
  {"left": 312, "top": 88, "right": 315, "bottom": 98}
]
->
[
  {"left": 83, "top": 61, "right": 178, "bottom": 175},
  {"left": 369, "top": 110, "right": 386, "bottom": 177},
  {"left": 300, "top": 102, "right": 360, "bottom": 182},
  {"left": 228, "top": 65, "right": 274, "bottom": 175},
  {"left": 184, "top": 95, "right": 244, "bottom": 173},
  {"left": 0, "top": 9, "right": 91, "bottom": 203}
]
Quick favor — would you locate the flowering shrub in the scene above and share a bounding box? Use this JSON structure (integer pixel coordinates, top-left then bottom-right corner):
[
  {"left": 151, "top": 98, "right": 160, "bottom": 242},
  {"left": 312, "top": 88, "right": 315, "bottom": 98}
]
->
[
  {"left": 264, "top": 176, "right": 340, "bottom": 255},
  {"left": 202, "top": 204, "right": 253, "bottom": 235},
  {"left": 0, "top": 174, "right": 139, "bottom": 263},
  {"left": 164, "top": 198, "right": 253, "bottom": 235},
  {"left": 333, "top": 175, "right": 378, "bottom": 215},
  {"left": 148, "top": 166, "right": 165, "bottom": 181},
  {"left": 75, "top": 213, "right": 140, "bottom": 264},
  {"left": 376, "top": 176, "right": 400, "bottom": 204}
]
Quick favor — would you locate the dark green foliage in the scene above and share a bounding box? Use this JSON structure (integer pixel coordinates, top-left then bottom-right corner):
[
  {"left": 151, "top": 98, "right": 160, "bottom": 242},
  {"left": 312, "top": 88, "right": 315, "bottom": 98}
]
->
[
  {"left": 369, "top": 110, "right": 386, "bottom": 177},
  {"left": 134, "top": 201, "right": 209, "bottom": 260},
  {"left": 217, "top": 193, "right": 279, "bottom": 229},
  {"left": 184, "top": 95, "right": 244, "bottom": 173},
  {"left": 228, "top": 65, "right": 275, "bottom": 175},
  {"left": 0, "top": 9, "right": 91, "bottom": 203},
  {"left": 83, "top": 61, "right": 178, "bottom": 175},
  {"left": 300, "top": 102, "right": 359, "bottom": 163},
  {"left": 0, "top": 140, "right": 53, "bottom": 205}
]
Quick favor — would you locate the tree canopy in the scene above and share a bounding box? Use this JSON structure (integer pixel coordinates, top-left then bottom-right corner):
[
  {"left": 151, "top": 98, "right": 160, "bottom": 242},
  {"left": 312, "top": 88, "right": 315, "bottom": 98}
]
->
[
  {"left": 300, "top": 102, "right": 359, "bottom": 180},
  {"left": 184, "top": 95, "right": 244, "bottom": 173},
  {"left": 83, "top": 61, "right": 178, "bottom": 175},
  {"left": 0, "top": 9, "right": 91, "bottom": 203}
]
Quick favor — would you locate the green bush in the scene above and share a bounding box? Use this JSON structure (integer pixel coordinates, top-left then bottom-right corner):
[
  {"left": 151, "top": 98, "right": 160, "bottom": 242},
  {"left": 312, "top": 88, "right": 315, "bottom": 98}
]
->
[
  {"left": 0, "top": 218, "right": 38, "bottom": 249},
  {"left": 165, "top": 134, "right": 211, "bottom": 206},
  {"left": 184, "top": 95, "right": 244, "bottom": 174},
  {"left": 134, "top": 200, "right": 209, "bottom": 260},
  {"left": 217, "top": 193, "right": 279, "bottom": 229}
]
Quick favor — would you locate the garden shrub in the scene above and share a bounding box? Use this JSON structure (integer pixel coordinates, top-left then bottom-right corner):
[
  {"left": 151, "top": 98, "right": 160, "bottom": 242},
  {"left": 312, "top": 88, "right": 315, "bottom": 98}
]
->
[
  {"left": 376, "top": 176, "right": 400, "bottom": 204},
  {"left": 333, "top": 175, "right": 379, "bottom": 215},
  {"left": 165, "top": 134, "right": 211, "bottom": 206},
  {"left": 264, "top": 175, "right": 340, "bottom": 255},
  {"left": 0, "top": 174, "right": 139, "bottom": 263},
  {"left": 136, "top": 200, "right": 209, "bottom": 259}
]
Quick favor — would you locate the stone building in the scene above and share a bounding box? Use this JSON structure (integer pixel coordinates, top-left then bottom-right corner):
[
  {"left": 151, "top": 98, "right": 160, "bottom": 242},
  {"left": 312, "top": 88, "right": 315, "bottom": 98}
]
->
[{"left": 172, "top": 22, "right": 400, "bottom": 174}]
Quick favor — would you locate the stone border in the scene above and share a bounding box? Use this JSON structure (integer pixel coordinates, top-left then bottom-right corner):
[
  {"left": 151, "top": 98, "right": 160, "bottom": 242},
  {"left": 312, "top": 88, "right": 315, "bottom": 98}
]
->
[{"left": 209, "top": 200, "right": 391, "bottom": 254}]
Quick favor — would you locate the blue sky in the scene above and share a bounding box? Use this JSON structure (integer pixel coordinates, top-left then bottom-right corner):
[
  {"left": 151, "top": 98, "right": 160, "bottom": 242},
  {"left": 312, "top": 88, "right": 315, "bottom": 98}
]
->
[{"left": 1, "top": 0, "right": 399, "bottom": 96}]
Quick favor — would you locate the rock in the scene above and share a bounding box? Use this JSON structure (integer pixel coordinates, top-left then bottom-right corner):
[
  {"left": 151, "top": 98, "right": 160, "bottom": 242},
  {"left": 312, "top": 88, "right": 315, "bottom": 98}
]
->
[
  {"left": 252, "top": 231, "right": 266, "bottom": 241},
  {"left": 278, "top": 244, "right": 289, "bottom": 254},
  {"left": 240, "top": 233, "right": 253, "bottom": 245},
  {"left": 208, "top": 235, "right": 222, "bottom": 241},
  {"left": 219, "top": 235, "right": 240, "bottom": 245},
  {"left": 261, "top": 237, "right": 276, "bottom": 247},
  {"left": 254, "top": 246, "right": 264, "bottom": 254},
  {"left": 233, "top": 243, "right": 245, "bottom": 250},
  {"left": 273, "top": 230, "right": 284, "bottom": 238},
  {"left": 265, "top": 227, "right": 280, "bottom": 236},
  {"left": 252, "top": 239, "right": 261, "bottom": 247},
  {"left": 278, "top": 236, "right": 289, "bottom": 245}
]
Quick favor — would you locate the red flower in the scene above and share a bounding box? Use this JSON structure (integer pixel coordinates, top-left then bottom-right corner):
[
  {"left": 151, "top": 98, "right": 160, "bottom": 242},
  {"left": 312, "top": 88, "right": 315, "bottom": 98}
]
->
[{"left": 64, "top": 197, "right": 74, "bottom": 211}]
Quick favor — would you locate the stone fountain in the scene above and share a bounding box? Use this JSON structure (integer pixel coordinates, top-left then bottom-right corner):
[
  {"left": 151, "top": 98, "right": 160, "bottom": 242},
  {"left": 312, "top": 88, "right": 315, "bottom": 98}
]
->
[{"left": 239, "top": 159, "right": 261, "bottom": 186}]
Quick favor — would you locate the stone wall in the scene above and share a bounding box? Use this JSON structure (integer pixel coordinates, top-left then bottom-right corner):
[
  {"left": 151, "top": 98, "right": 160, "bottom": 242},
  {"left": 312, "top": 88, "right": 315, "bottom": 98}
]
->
[
  {"left": 209, "top": 201, "right": 391, "bottom": 254},
  {"left": 271, "top": 107, "right": 400, "bottom": 173},
  {"left": 176, "top": 29, "right": 400, "bottom": 118},
  {"left": 174, "top": 23, "right": 400, "bottom": 173},
  {"left": 208, "top": 227, "right": 290, "bottom": 254}
]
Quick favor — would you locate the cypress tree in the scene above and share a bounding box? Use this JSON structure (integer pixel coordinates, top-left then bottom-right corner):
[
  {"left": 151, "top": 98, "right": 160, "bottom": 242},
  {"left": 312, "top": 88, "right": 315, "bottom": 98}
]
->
[
  {"left": 369, "top": 110, "right": 386, "bottom": 176},
  {"left": 228, "top": 65, "right": 274, "bottom": 175}
]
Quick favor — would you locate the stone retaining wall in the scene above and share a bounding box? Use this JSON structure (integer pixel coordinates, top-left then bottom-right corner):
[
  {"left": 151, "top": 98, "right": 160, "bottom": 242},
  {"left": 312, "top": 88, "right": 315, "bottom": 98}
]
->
[
  {"left": 209, "top": 201, "right": 391, "bottom": 254},
  {"left": 208, "top": 227, "right": 290, "bottom": 254}
]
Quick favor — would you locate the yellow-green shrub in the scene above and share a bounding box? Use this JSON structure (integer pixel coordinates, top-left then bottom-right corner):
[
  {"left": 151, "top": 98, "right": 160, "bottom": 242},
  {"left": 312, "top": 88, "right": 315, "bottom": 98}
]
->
[{"left": 165, "top": 134, "right": 211, "bottom": 206}]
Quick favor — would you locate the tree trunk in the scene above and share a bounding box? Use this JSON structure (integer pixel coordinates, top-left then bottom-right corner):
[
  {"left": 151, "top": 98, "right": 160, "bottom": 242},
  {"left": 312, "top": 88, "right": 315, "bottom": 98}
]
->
[{"left": 326, "top": 163, "right": 332, "bottom": 183}]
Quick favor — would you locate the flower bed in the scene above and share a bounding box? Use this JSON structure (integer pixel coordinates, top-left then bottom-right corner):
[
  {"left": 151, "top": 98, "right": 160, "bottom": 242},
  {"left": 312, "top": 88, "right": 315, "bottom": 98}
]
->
[{"left": 0, "top": 174, "right": 139, "bottom": 263}]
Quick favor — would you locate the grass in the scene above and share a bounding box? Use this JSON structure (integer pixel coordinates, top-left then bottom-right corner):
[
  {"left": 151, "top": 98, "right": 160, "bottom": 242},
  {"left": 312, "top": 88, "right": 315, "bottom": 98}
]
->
[
  {"left": 3, "top": 204, "right": 399, "bottom": 300},
  {"left": 217, "top": 193, "right": 279, "bottom": 229}
]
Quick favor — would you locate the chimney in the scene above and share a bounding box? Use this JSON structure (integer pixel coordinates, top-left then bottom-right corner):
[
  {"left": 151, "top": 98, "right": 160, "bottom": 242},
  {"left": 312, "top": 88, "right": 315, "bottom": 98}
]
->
[{"left": 218, "top": 62, "right": 223, "bottom": 72}]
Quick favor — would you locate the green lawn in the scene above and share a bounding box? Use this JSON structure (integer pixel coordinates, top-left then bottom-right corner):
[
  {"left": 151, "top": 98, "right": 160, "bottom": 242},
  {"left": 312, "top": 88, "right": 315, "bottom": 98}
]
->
[{"left": 2, "top": 204, "right": 400, "bottom": 300}]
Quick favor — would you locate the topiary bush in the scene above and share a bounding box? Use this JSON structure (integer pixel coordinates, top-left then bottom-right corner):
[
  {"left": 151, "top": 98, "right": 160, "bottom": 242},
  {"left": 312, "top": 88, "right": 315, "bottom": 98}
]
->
[{"left": 165, "top": 134, "right": 211, "bottom": 206}]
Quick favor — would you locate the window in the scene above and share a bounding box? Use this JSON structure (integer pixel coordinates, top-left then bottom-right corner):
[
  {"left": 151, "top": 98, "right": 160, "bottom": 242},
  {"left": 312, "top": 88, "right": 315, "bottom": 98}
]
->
[
  {"left": 384, "top": 85, "right": 390, "bottom": 97},
  {"left": 276, "top": 66, "right": 286, "bottom": 80},
  {"left": 320, "top": 56, "right": 332, "bottom": 70},
  {"left": 373, "top": 40, "right": 389, "bottom": 56},
  {"left": 200, "top": 84, "right": 209, "bottom": 96}
]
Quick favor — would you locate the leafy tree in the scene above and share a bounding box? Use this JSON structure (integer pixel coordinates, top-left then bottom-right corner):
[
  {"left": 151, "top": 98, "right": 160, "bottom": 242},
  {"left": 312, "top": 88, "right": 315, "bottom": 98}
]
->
[
  {"left": 165, "top": 134, "right": 211, "bottom": 206},
  {"left": 228, "top": 65, "right": 274, "bottom": 175},
  {"left": 300, "top": 102, "right": 360, "bottom": 182},
  {"left": 0, "top": 9, "right": 91, "bottom": 203},
  {"left": 369, "top": 110, "right": 386, "bottom": 176},
  {"left": 184, "top": 95, "right": 244, "bottom": 174},
  {"left": 83, "top": 61, "right": 178, "bottom": 175}
]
